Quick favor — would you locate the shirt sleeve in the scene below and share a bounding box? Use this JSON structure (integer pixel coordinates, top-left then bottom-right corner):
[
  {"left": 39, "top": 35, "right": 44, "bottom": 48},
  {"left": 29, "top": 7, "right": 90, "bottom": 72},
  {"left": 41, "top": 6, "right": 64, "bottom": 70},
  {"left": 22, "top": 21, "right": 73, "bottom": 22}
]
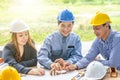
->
[
  {"left": 75, "top": 40, "right": 99, "bottom": 69},
  {"left": 98, "top": 39, "right": 120, "bottom": 70},
  {"left": 2, "top": 45, "right": 31, "bottom": 74},
  {"left": 67, "top": 36, "right": 83, "bottom": 64},
  {"left": 19, "top": 59, "right": 37, "bottom": 67},
  {"left": 37, "top": 38, "right": 53, "bottom": 69}
]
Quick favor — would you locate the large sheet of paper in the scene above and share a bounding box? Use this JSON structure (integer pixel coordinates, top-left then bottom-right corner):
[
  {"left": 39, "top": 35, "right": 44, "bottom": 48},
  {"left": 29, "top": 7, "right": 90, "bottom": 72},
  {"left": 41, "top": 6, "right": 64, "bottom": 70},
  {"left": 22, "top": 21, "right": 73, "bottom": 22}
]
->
[{"left": 22, "top": 70, "right": 78, "bottom": 80}]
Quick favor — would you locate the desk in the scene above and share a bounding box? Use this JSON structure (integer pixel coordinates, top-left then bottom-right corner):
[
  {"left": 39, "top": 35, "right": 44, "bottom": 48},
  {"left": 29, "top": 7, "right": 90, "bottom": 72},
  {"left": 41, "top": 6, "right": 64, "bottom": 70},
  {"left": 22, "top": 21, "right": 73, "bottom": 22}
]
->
[
  {"left": 21, "top": 69, "right": 120, "bottom": 80},
  {"left": 103, "top": 70, "right": 120, "bottom": 80},
  {"left": 78, "top": 69, "right": 120, "bottom": 80},
  {"left": 21, "top": 70, "right": 78, "bottom": 80}
]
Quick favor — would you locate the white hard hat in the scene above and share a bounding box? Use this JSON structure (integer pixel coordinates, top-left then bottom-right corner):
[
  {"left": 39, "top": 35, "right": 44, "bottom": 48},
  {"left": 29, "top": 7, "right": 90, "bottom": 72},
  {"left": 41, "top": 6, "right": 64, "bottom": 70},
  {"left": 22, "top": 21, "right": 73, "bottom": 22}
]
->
[
  {"left": 84, "top": 61, "right": 108, "bottom": 80},
  {"left": 9, "top": 20, "right": 29, "bottom": 33}
]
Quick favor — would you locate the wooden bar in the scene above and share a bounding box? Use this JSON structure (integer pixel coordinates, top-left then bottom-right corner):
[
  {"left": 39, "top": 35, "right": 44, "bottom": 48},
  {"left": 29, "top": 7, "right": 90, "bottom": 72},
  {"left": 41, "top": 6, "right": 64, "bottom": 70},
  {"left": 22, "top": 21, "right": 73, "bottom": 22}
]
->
[{"left": 103, "top": 70, "right": 120, "bottom": 80}]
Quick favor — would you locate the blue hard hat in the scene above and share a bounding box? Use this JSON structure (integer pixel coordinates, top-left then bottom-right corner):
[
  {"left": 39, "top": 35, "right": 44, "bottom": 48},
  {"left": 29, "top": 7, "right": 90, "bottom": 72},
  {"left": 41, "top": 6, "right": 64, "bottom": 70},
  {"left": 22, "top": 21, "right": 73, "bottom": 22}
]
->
[{"left": 57, "top": 9, "right": 75, "bottom": 22}]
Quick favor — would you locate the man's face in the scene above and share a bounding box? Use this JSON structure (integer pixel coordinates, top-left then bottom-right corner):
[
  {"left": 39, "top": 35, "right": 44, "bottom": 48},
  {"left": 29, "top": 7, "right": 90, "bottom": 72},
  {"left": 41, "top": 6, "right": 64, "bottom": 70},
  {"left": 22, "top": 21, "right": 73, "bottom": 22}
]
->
[
  {"left": 93, "top": 24, "right": 108, "bottom": 40},
  {"left": 58, "top": 22, "right": 73, "bottom": 37}
]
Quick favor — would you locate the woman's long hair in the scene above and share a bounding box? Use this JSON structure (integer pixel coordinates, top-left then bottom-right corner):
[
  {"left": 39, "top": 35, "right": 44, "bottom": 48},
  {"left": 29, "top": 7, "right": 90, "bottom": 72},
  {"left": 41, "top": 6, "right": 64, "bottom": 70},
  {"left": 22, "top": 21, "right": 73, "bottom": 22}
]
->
[{"left": 11, "top": 31, "right": 36, "bottom": 62}]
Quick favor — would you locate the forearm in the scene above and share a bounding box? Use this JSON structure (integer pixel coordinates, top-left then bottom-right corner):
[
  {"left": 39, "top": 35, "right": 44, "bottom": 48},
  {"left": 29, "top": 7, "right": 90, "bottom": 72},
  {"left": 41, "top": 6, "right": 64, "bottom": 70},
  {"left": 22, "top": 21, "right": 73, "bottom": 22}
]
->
[
  {"left": 98, "top": 59, "right": 119, "bottom": 69},
  {"left": 75, "top": 57, "right": 90, "bottom": 69},
  {"left": 3, "top": 53, "right": 31, "bottom": 74},
  {"left": 67, "top": 55, "right": 82, "bottom": 64},
  {"left": 19, "top": 58, "right": 37, "bottom": 67},
  {"left": 38, "top": 58, "right": 53, "bottom": 69},
  {"left": 12, "top": 63, "right": 31, "bottom": 74},
  {"left": 37, "top": 52, "right": 53, "bottom": 69}
]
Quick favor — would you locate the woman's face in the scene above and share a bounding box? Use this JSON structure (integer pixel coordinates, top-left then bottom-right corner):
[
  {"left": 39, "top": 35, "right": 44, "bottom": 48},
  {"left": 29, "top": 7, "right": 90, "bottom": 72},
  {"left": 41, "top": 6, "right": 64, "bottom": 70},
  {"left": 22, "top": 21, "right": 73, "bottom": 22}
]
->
[
  {"left": 16, "top": 31, "right": 28, "bottom": 46},
  {"left": 58, "top": 22, "right": 73, "bottom": 37}
]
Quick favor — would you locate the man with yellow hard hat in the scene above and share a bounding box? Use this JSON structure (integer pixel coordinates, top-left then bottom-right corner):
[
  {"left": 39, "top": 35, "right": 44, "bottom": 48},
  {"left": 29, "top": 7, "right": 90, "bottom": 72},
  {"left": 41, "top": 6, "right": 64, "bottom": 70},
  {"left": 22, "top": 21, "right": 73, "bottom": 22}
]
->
[{"left": 65, "top": 12, "right": 120, "bottom": 71}]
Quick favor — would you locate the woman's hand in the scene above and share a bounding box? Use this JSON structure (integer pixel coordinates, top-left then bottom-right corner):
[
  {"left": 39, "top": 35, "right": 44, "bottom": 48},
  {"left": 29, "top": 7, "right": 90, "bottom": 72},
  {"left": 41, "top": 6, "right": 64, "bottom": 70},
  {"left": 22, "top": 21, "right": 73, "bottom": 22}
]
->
[{"left": 28, "top": 68, "right": 45, "bottom": 76}]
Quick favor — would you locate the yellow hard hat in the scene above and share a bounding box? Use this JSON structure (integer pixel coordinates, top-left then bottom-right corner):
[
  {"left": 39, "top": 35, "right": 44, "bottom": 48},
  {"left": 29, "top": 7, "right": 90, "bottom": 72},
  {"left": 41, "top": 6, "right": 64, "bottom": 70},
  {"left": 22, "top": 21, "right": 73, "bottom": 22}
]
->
[
  {"left": 0, "top": 66, "right": 21, "bottom": 80},
  {"left": 90, "top": 12, "right": 111, "bottom": 26}
]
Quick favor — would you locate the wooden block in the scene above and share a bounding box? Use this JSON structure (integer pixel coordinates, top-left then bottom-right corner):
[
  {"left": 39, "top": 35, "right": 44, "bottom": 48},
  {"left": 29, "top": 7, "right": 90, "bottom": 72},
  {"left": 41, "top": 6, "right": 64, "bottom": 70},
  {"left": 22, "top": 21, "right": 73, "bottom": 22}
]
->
[{"left": 110, "top": 67, "right": 118, "bottom": 78}]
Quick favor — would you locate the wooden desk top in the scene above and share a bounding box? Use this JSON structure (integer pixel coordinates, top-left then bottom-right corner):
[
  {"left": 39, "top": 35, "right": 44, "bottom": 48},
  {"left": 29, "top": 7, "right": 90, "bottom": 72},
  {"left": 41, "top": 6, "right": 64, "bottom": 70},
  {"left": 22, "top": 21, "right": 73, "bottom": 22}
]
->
[
  {"left": 103, "top": 70, "right": 120, "bottom": 80},
  {"left": 21, "top": 67, "right": 120, "bottom": 80}
]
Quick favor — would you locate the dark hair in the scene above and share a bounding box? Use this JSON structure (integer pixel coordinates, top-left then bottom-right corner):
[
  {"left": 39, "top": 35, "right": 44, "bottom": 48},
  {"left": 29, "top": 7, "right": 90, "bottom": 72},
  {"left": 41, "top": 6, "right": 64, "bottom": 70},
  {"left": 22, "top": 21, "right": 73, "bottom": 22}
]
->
[
  {"left": 58, "top": 21, "right": 74, "bottom": 25},
  {"left": 103, "top": 23, "right": 111, "bottom": 29}
]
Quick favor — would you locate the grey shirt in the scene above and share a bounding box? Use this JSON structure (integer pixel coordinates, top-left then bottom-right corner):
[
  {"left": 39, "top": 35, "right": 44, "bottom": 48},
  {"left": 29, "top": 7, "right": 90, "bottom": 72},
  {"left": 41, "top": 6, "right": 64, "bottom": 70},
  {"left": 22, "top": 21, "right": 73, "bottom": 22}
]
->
[{"left": 2, "top": 43, "right": 37, "bottom": 74}]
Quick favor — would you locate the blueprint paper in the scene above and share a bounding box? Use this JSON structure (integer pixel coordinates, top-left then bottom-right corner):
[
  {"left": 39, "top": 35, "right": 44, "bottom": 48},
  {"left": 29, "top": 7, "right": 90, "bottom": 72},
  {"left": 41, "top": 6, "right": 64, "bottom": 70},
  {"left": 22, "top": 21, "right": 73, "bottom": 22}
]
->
[{"left": 22, "top": 70, "right": 78, "bottom": 80}]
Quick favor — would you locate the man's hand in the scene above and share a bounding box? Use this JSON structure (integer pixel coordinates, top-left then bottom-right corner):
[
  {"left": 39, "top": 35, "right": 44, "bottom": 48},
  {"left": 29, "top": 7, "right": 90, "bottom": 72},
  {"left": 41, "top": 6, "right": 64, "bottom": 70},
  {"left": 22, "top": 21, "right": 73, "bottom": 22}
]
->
[
  {"left": 65, "top": 64, "right": 78, "bottom": 71},
  {"left": 54, "top": 58, "right": 71, "bottom": 70},
  {"left": 50, "top": 58, "right": 77, "bottom": 75},
  {"left": 54, "top": 58, "right": 65, "bottom": 68},
  {"left": 50, "top": 62, "right": 62, "bottom": 70},
  {"left": 50, "top": 62, "right": 62, "bottom": 75}
]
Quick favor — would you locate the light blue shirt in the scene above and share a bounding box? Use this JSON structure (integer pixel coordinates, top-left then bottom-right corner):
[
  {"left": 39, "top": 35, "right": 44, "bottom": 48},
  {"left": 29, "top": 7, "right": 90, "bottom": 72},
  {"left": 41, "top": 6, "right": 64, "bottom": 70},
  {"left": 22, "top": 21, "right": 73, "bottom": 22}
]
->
[
  {"left": 76, "top": 30, "right": 120, "bottom": 70},
  {"left": 37, "top": 31, "right": 82, "bottom": 69}
]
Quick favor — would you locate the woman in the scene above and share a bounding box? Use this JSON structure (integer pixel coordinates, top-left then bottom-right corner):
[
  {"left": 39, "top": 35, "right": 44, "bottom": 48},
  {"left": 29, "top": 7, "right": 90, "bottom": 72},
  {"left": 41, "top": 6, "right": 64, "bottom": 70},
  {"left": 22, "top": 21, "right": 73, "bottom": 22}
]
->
[{"left": 2, "top": 20, "right": 45, "bottom": 75}]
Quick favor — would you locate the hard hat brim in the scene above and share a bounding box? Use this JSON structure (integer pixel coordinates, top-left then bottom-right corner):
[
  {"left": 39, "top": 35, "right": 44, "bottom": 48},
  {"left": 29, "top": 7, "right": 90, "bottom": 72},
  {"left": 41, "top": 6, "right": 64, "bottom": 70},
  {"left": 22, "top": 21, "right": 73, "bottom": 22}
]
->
[
  {"left": 91, "top": 21, "right": 112, "bottom": 27},
  {"left": 10, "top": 27, "right": 29, "bottom": 33},
  {"left": 58, "top": 20, "right": 74, "bottom": 22}
]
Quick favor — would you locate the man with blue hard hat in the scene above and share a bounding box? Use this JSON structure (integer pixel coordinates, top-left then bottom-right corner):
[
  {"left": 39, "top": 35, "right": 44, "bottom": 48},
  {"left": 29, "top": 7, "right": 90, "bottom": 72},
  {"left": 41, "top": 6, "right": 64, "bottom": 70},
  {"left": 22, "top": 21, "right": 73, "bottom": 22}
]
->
[{"left": 37, "top": 9, "right": 82, "bottom": 75}]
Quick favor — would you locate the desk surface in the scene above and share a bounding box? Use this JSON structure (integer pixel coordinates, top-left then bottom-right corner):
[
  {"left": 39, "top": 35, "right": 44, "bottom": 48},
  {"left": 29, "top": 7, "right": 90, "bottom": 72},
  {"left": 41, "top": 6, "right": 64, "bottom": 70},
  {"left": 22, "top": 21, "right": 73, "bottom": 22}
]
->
[
  {"left": 103, "top": 70, "right": 120, "bottom": 80},
  {"left": 21, "top": 70, "right": 78, "bottom": 80},
  {"left": 21, "top": 69, "right": 120, "bottom": 80}
]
